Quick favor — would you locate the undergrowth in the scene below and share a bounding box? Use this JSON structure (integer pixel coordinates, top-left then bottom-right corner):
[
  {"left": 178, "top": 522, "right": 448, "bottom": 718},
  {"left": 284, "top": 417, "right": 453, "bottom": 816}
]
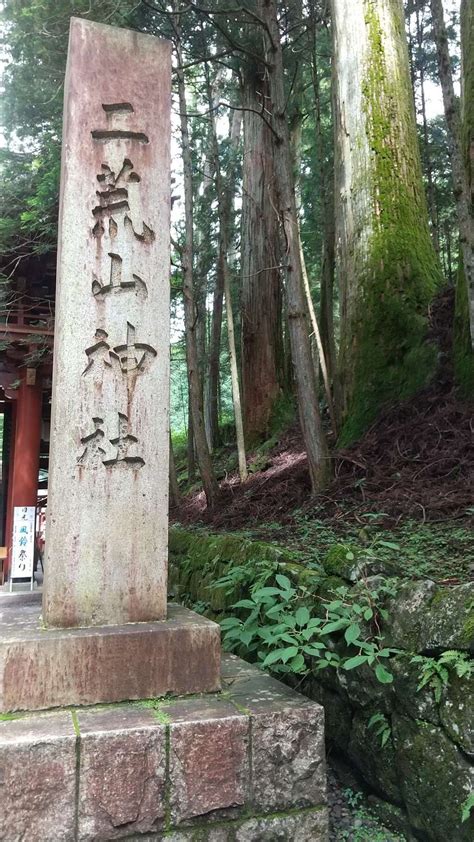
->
[{"left": 248, "top": 512, "right": 474, "bottom": 583}]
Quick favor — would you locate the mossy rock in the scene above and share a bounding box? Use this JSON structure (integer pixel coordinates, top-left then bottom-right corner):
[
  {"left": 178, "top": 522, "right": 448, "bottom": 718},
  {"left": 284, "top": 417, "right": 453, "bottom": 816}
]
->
[
  {"left": 439, "top": 671, "right": 474, "bottom": 756},
  {"left": 384, "top": 581, "right": 474, "bottom": 653},
  {"left": 391, "top": 655, "right": 440, "bottom": 726},
  {"left": 305, "top": 680, "right": 352, "bottom": 754},
  {"left": 348, "top": 709, "right": 403, "bottom": 805},
  {"left": 337, "top": 661, "right": 394, "bottom": 713},
  {"left": 366, "top": 796, "right": 413, "bottom": 841},
  {"left": 323, "top": 544, "right": 360, "bottom": 581},
  {"left": 392, "top": 714, "right": 474, "bottom": 842},
  {"left": 316, "top": 574, "right": 347, "bottom": 602}
]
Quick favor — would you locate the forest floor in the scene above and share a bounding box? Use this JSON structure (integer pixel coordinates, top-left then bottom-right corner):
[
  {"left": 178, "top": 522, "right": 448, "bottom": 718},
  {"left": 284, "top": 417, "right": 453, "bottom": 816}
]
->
[{"left": 173, "top": 289, "right": 474, "bottom": 583}]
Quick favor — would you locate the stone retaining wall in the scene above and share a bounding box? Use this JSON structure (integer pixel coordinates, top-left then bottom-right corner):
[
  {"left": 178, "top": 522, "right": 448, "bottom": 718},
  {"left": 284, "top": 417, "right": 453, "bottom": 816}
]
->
[{"left": 169, "top": 526, "right": 474, "bottom": 842}]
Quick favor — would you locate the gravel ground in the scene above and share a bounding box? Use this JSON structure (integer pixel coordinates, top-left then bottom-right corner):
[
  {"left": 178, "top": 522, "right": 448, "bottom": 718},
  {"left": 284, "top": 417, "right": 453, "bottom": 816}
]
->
[{"left": 328, "top": 767, "right": 406, "bottom": 841}]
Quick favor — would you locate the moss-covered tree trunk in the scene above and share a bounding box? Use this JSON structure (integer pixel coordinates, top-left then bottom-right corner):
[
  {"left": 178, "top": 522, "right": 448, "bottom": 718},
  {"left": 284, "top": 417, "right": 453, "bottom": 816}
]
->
[
  {"left": 453, "top": 0, "right": 474, "bottom": 396},
  {"left": 331, "top": 0, "right": 442, "bottom": 442}
]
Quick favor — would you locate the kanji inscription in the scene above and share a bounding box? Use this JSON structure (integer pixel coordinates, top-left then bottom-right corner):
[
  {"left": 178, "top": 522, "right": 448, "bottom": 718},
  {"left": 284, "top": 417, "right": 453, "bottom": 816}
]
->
[{"left": 43, "top": 18, "right": 170, "bottom": 628}]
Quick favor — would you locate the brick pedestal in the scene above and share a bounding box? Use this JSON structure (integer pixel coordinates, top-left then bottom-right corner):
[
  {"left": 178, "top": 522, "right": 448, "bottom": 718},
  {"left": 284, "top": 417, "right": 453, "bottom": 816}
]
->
[{"left": 0, "top": 655, "right": 327, "bottom": 842}]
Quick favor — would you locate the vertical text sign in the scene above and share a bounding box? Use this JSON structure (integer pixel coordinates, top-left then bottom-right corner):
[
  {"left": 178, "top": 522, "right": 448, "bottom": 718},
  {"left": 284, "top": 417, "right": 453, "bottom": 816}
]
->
[
  {"left": 43, "top": 19, "right": 171, "bottom": 627},
  {"left": 10, "top": 506, "right": 35, "bottom": 583}
]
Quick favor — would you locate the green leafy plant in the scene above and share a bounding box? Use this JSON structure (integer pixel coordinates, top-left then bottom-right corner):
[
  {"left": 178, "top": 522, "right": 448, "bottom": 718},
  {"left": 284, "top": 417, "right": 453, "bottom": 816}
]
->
[
  {"left": 367, "top": 712, "right": 392, "bottom": 747},
  {"left": 411, "top": 650, "right": 473, "bottom": 703},
  {"left": 461, "top": 792, "right": 474, "bottom": 823},
  {"left": 217, "top": 567, "right": 398, "bottom": 682},
  {"left": 341, "top": 788, "right": 405, "bottom": 841}
]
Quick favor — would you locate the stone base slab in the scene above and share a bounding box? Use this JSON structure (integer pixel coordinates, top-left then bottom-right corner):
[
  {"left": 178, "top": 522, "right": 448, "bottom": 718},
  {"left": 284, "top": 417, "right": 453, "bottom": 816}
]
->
[
  {"left": 0, "top": 593, "right": 221, "bottom": 712},
  {"left": 0, "top": 654, "right": 327, "bottom": 842}
]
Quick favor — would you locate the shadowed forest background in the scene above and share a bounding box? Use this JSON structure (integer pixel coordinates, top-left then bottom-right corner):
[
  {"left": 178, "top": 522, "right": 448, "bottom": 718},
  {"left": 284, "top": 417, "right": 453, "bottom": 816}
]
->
[{"left": 1, "top": 0, "right": 472, "bottom": 529}]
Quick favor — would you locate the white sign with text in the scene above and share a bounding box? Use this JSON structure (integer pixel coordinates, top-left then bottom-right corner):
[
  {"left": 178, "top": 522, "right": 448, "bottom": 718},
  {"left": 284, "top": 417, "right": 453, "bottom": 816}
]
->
[{"left": 10, "top": 506, "right": 35, "bottom": 581}]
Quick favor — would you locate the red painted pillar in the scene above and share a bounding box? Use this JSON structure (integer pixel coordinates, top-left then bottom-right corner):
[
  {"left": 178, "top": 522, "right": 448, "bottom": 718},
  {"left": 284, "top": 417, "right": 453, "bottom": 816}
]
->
[{"left": 4, "top": 372, "right": 42, "bottom": 579}]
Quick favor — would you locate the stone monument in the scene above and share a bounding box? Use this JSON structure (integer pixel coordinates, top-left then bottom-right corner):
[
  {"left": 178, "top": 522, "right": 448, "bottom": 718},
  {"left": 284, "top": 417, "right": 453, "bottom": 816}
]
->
[
  {"left": 43, "top": 17, "right": 170, "bottom": 629},
  {"left": 0, "top": 19, "right": 327, "bottom": 841},
  {"left": 0, "top": 17, "right": 220, "bottom": 712}
]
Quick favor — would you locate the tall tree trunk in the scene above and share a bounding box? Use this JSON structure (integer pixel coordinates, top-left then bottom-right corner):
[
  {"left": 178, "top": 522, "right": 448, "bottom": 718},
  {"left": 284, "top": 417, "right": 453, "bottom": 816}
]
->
[
  {"left": 205, "top": 267, "right": 224, "bottom": 450},
  {"left": 453, "top": 0, "right": 474, "bottom": 394},
  {"left": 186, "top": 390, "right": 195, "bottom": 482},
  {"left": 169, "top": 433, "right": 180, "bottom": 508},
  {"left": 332, "top": 0, "right": 442, "bottom": 443},
  {"left": 174, "top": 9, "right": 218, "bottom": 507},
  {"left": 206, "top": 105, "right": 242, "bottom": 451},
  {"left": 241, "top": 68, "right": 283, "bottom": 442},
  {"left": 205, "top": 69, "right": 247, "bottom": 480},
  {"left": 195, "top": 152, "right": 213, "bottom": 422},
  {"left": 416, "top": 4, "right": 440, "bottom": 254},
  {"left": 431, "top": 0, "right": 474, "bottom": 350},
  {"left": 259, "top": 0, "right": 330, "bottom": 492},
  {"left": 299, "top": 233, "right": 338, "bottom": 437},
  {"left": 311, "top": 15, "right": 338, "bottom": 411}
]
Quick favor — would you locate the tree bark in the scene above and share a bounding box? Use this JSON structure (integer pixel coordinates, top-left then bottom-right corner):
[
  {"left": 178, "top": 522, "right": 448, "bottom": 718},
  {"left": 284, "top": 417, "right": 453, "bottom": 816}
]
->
[
  {"left": 174, "top": 7, "right": 218, "bottom": 507},
  {"left": 186, "top": 390, "right": 195, "bottom": 482},
  {"left": 311, "top": 16, "right": 339, "bottom": 416},
  {"left": 258, "top": 0, "right": 330, "bottom": 492},
  {"left": 206, "top": 68, "right": 247, "bottom": 481},
  {"left": 453, "top": 0, "right": 474, "bottom": 394},
  {"left": 416, "top": 4, "right": 440, "bottom": 254},
  {"left": 299, "top": 232, "right": 338, "bottom": 437},
  {"left": 206, "top": 105, "right": 241, "bottom": 451},
  {"left": 205, "top": 265, "right": 224, "bottom": 450},
  {"left": 240, "top": 68, "right": 283, "bottom": 442},
  {"left": 169, "top": 433, "right": 180, "bottom": 508},
  {"left": 332, "top": 0, "right": 442, "bottom": 442},
  {"left": 430, "top": 0, "right": 474, "bottom": 349}
]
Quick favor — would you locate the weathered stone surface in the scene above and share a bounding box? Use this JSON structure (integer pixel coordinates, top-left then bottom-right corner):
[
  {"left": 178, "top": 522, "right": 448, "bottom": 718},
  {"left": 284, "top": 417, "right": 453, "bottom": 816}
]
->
[
  {"left": 308, "top": 681, "right": 352, "bottom": 753},
  {"left": 0, "top": 594, "right": 221, "bottom": 711},
  {"left": 251, "top": 706, "right": 326, "bottom": 812},
  {"left": 222, "top": 670, "right": 308, "bottom": 710},
  {"left": 392, "top": 713, "right": 474, "bottom": 842},
  {"left": 168, "top": 698, "right": 249, "bottom": 825},
  {"left": 384, "top": 581, "right": 474, "bottom": 653},
  {"left": 336, "top": 660, "right": 393, "bottom": 712},
  {"left": 43, "top": 18, "right": 171, "bottom": 628},
  {"left": 135, "top": 807, "right": 328, "bottom": 841},
  {"left": 77, "top": 706, "right": 166, "bottom": 841},
  {"left": 224, "top": 672, "right": 326, "bottom": 813},
  {"left": 348, "top": 710, "right": 403, "bottom": 805},
  {"left": 440, "top": 672, "right": 474, "bottom": 756},
  {"left": 220, "top": 653, "right": 261, "bottom": 680},
  {"left": 0, "top": 661, "right": 328, "bottom": 842},
  {"left": 391, "top": 655, "right": 440, "bottom": 726},
  {"left": 0, "top": 712, "right": 76, "bottom": 842}
]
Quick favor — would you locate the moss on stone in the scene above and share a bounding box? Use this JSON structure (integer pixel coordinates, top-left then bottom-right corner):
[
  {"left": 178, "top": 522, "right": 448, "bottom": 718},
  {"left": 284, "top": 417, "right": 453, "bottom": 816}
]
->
[
  {"left": 323, "top": 544, "right": 359, "bottom": 580},
  {"left": 169, "top": 525, "right": 300, "bottom": 616},
  {"left": 339, "top": 1, "right": 442, "bottom": 444},
  {"left": 392, "top": 714, "right": 474, "bottom": 841}
]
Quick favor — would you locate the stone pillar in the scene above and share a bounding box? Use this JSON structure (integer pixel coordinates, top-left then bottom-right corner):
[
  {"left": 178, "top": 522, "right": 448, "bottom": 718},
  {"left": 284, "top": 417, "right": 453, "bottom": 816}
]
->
[
  {"left": 5, "top": 374, "right": 41, "bottom": 578},
  {"left": 43, "top": 19, "right": 171, "bottom": 627}
]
